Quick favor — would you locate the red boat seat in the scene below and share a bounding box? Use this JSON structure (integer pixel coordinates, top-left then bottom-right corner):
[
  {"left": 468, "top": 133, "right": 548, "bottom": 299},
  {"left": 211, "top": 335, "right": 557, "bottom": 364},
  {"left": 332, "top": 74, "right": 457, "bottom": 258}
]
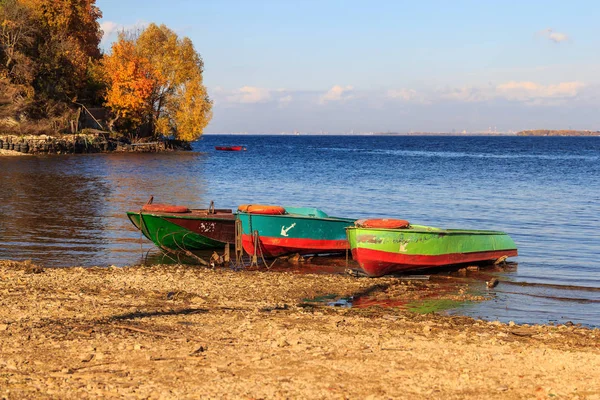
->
[
  {"left": 141, "top": 203, "right": 191, "bottom": 213},
  {"left": 237, "top": 204, "right": 286, "bottom": 215},
  {"left": 355, "top": 218, "right": 410, "bottom": 229}
]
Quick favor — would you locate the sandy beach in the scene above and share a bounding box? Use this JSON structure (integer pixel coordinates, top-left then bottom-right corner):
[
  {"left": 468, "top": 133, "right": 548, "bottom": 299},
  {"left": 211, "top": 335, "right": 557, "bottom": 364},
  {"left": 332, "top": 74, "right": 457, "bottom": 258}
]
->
[{"left": 0, "top": 260, "right": 598, "bottom": 399}]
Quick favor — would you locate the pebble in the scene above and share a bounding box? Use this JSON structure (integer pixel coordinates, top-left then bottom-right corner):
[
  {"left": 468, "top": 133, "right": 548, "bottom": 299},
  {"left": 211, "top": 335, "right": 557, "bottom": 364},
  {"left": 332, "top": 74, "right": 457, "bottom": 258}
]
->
[
  {"left": 486, "top": 278, "right": 499, "bottom": 288},
  {"left": 272, "top": 338, "right": 289, "bottom": 348}
]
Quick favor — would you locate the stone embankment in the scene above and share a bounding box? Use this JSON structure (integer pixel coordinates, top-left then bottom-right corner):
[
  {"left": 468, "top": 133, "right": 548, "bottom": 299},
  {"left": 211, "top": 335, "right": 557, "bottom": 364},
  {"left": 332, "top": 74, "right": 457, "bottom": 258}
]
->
[{"left": 0, "top": 133, "right": 190, "bottom": 155}]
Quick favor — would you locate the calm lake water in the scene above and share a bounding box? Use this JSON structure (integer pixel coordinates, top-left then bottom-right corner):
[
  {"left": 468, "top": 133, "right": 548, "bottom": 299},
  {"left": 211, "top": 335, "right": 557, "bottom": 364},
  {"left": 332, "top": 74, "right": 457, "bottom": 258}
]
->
[{"left": 1, "top": 135, "right": 599, "bottom": 326}]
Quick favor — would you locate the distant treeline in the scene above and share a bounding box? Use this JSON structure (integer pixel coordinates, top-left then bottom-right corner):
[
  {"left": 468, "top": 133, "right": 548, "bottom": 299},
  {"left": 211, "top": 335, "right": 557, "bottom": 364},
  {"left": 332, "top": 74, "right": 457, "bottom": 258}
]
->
[{"left": 517, "top": 130, "right": 600, "bottom": 136}]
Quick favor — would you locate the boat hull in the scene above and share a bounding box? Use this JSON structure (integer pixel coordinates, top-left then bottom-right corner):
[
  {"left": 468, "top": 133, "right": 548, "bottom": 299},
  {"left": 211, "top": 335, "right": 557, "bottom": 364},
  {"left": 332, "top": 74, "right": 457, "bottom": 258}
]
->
[
  {"left": 127, "top": 210, "right": 236, "bottom": 251},
  {"left": 347, "top": 225, "right": 518, "bottom": 277},
  {"left": 238, "top": 208, "right": 355, "bottom": 258},
  {"left": 215, "top": 146, "right": 243, "bottom": 151}
]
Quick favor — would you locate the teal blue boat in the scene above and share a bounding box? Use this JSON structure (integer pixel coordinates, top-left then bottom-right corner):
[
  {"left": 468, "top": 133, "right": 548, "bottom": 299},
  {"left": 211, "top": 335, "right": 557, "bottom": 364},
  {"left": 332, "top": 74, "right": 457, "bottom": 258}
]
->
[{"left": 237, "top": 204, "right": 356, "bottom": 258}]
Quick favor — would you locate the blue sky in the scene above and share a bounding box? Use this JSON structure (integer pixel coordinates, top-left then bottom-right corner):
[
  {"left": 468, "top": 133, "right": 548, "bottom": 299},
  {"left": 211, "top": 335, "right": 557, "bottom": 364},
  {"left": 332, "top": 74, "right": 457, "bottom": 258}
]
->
[{"left": 97, "top": 0, "right": 600, "bottom": 133}]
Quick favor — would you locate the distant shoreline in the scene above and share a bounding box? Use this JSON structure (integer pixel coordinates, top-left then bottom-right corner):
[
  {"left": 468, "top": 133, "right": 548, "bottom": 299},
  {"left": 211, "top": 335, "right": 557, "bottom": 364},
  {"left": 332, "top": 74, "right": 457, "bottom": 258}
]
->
[{"left": 516, "top": 130, "right": 600, "bottom": 136}]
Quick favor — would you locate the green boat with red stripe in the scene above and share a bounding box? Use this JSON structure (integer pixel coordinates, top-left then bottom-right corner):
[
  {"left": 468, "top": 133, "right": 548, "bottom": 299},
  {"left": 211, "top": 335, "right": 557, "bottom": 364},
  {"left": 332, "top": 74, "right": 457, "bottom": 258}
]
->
[
  {"left": 347, "top": 218, "right": 518, "bottom": 277},
  {"left": 237, "top": 204, "right": 356, "bottom": 258},
  {"left": 126, "top": 199, "right": 236, "bottom": 251}
]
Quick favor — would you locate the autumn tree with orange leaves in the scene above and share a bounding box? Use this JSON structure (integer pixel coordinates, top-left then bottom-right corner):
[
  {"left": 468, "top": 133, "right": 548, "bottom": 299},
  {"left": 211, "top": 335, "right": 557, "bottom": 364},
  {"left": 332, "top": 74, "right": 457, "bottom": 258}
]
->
[
  {"left": 102, "top": 24, "right": 212, "bottom": 141},
  {"left": 102, "top": 35, "right": 156, "bottom": 131}
]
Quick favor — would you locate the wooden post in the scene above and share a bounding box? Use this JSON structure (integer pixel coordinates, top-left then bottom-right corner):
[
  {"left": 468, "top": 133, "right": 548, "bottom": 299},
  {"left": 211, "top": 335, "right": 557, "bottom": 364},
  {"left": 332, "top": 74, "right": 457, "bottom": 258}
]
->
[{"left": 224, "top": 243, "right": 230, "bottom": 263}]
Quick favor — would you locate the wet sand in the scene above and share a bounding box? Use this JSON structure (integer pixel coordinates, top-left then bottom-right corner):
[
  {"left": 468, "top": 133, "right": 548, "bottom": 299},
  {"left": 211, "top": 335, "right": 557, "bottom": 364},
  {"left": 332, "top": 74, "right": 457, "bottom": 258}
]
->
[{"left": 1, "top": 260, "right": 599, "bottom": 399}]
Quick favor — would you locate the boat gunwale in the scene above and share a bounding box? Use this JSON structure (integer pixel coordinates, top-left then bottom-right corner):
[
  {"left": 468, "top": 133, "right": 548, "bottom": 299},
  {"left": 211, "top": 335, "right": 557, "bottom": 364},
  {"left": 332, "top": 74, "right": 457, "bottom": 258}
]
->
[
  {"left": 126, "top": 210, "right": 236, "bottom": 221},
  {"left": 238, "top": 211, "right": 355, "bottom": 224},
  {"left": 346, "top": 225, "right": 510, "bottom": 236}
]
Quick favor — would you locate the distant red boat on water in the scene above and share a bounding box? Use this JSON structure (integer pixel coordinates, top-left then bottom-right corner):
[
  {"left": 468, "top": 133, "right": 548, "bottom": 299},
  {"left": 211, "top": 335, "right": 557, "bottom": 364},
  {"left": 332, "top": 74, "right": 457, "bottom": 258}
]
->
[{"left": 215, "top": 146, "right": 246, "bottom": 151}]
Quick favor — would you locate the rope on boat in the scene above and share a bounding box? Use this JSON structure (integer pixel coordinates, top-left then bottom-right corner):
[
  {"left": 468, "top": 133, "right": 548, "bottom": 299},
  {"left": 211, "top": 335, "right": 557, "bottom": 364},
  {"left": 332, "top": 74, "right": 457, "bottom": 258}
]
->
[
  {"left": 154, "top": 227, "right": 179, "bottom": 263},
  {"left": 250, "top": 230, "right": 279, "bottom": 270},
  {"left": 153, "top": 227, "right": 209, "bottom": 266},
  {"left": 172, "top": 231, "right": 209, "bottom": 266},
  {"left": 138, "top": 210, "right": 144, "bottom": 253},
  {"left": 233, "top": 218, "right": 274, "bottom": 270},
  {"left": 250, "top": 230, "right": 260, "bottom": 268}
]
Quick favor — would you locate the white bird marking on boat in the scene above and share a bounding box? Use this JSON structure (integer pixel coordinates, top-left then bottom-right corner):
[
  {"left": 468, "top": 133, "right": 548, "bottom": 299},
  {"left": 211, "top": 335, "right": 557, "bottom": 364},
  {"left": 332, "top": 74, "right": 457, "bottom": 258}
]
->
[
  {"left": 398, "top": 243, "right": 408, "bottom": 253},
  {"left": 280, "top": 223, "right": 296, "bottom": 237},
  {"left": 199, "top": 222, "right": 215, "bottom": 232}
]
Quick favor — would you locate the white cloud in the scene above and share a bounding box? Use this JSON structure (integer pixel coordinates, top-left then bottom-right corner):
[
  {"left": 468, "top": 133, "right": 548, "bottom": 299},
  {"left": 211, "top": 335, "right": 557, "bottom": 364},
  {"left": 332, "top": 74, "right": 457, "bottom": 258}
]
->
[
  {"left": 496, "top": 81, "right": 584, "bottom": 102},
  {"left": 433, "top": 81, "right": 585, "bottom": 105},
  {"left": 386, "top": 88, "right": 433, "bottom": 105},
  {"left": 318, "top": 85, "right": 354, "bottom": 104},
  {"left": 206, "top": 83, "right": 600, "bottom": 133},
  {"left": 226, "top": 86, "right": 272, "bottom": 104},
  {"left": 278, "top": 95, "right": 293, "bottom": 107},
  {"left": 100, "top": 21, "right": 118, "bottom": 39},
  {"left": 387, "top": 89, "right": 417, "bottom": 101},
  {"left": 439, "top": 86, "right": 496, "bottom": 103},
  {"left": 99, "top": 20, "right": 149, "bottom": 49},
  {"left": 210, "top": 81, "right": 587, "bottom": 112},
  {"left": 539, "top": 28, "right": 569, "bottom": 43}
]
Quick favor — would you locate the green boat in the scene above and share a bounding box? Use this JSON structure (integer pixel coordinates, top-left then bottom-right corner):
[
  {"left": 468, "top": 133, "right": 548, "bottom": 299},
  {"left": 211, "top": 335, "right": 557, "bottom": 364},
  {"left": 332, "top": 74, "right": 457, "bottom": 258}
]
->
[
  {"left": 346, "top": 218, "right": 518, "bottom": 277},
  {"left": 237, "top": 204, "right": 356, "bottom": 258},
  {"left": 126, "top": 200, "right": 236, "bottom": 251}
]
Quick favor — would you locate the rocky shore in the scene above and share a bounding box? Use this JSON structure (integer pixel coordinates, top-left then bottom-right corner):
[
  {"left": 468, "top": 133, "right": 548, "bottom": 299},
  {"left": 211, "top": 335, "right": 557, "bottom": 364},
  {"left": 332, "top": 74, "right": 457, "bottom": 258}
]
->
[
  {"left": 0, "top": 133, "right": 191, "bottom": 156},
  {"left": 0, "top": 260, "right": 598, "bottom": 399}
]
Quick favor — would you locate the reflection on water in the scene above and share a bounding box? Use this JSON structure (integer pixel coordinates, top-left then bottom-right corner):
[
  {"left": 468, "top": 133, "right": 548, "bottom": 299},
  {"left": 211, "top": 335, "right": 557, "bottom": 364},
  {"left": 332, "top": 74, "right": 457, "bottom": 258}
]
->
[
  {"left": 1, "top": 135, "right": 599, "bottom": 327},
  {"left": 450, "top": 274, "right": 600, "bottom": 327},
  {"left": 1, "top": 157, "right": 110, "bottom": 266},
  {"left": 0, "top": 152, "right": 210, "bottom": 266}
]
